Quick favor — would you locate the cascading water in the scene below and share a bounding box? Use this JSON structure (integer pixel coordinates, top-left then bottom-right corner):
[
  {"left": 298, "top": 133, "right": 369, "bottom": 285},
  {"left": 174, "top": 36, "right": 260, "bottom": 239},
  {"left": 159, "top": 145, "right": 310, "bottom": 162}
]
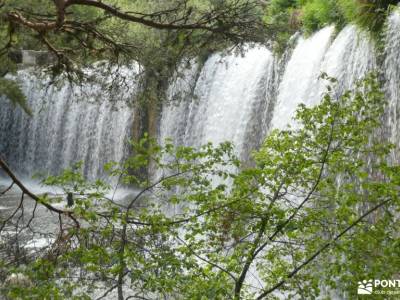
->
[
  {"left": 158, "top": 62, "right": 200, "bottom": 148},
  {"left": 159, "top": 46, "right": 277, "bottom": 162},
  {"left": 0, "top": 66, "right": 138, "bottom": 182},
  {"left": 158, "top": 47, "right": 276, "bottom": 214},
  {"left": 271, "top": 26, "right": 334, "bottom": 130},
  {"left": 384, "top": 11, "right": 400, "bottom": 162},
  {"left": 1, "top": 11, "right": 400, "bottom": 300},
  {"left": 160, "top": 24, "right": 378, "bottom": 163},
  {"left": 319, "top": 25, "right": 376, "bottom": 92},
  {"left": 271, "top": 25, "right": 376, "bottom": 131},
  {"left": 1, "top": 15, "right": 400, "bottom": 186}
]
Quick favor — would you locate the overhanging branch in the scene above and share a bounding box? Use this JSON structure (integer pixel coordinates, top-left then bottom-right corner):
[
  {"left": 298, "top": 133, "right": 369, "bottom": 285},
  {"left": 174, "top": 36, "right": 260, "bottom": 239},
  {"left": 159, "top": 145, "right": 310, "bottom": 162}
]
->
[{"left": 0, "top": 156, "right": 80, "bottom": 227}]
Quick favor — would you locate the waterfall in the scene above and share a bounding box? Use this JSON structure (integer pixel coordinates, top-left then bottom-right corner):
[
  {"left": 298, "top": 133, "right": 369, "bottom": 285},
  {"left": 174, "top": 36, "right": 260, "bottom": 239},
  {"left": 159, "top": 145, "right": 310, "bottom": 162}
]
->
[
  {"left": 271, "top": 26, "right": 334, "bottom": 130},
  {"left": 159, "top": 24, "right": 377, "bottom": 166},
  {"left": 0, "top": 66, "right": 138, "bottom": 182},
  {"left": 159, "top": 46, "right": 276, "bottom": 161},
  {"left": 319, "top": 26, "right": 376, "bottom": 92},
  {"left": 385, "top": 11, "right": 400, "bottom": 162},
  {"left": 271, "top": 25, "right": 376, "bottom": 131},
  {"left": 1, "top": 16, "right": 400, "bottom": 299},
  {"left": 1, "top": 17, "right": 399, "bottom": 185},
  {"left": 159, "top": 62, "right": 200, "bottom": 148}
]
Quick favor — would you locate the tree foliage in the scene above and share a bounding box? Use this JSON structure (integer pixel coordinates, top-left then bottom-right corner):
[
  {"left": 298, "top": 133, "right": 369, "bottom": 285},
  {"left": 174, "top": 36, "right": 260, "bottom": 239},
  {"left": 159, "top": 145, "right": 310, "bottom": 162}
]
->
[
  {"left": 0, "top": 77, "right": 30, "bottom": 115},
  {"left": 264, "top": 0, "right": 400, "bottom": 53},
  {"left": 1, "top": 74, "right": 399, "bottom": 299},
  {"left": 0, "top": 0, "right": 266, "bottom": 73},
  {"left": 0, "top": 0, "right": 266, "bottom": 115}
]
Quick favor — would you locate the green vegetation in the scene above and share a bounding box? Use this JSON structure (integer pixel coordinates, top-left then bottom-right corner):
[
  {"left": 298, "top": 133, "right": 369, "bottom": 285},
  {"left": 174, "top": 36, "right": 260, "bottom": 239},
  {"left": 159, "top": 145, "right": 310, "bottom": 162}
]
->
[
  {"left": 0, "top": 0, "right": 266, "bottom": 128},
  {"left": 264, "top": 0, "right": 400, "bottom": 53},
  {"left": 0, "top": 1, "right": 265, "bottom": 75},
  {"left": 0, "top": 78, "right": 30, "bottom": 115},
  {"left": 300, "top": 0, "right": 341, "bottom": 33},
  {"left": 1, "top": 2, "right": 399, "bottom": 298},
  {"left": 1, "top": 74, "right": 399, "bottom": 299},
  {"left": 1, "top": 0, "right": 399, "bottom": 110}
]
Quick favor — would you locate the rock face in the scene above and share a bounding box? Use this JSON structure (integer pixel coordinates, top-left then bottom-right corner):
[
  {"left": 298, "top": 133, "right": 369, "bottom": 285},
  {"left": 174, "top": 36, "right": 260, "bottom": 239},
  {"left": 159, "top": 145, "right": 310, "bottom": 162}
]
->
[
  {"left": 0, "top": 273, "right": 32, "bottom": 299},
  {"left": 4, "top": 273, "right": 32, "bottom": 287}
]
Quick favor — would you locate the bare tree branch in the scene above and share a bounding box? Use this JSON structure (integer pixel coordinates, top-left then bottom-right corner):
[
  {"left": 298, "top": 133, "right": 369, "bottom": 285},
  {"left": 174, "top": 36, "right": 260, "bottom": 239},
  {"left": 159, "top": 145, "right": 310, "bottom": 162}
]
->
[{"left": 0, "top": 156, "right": 80, "bottom": 228}]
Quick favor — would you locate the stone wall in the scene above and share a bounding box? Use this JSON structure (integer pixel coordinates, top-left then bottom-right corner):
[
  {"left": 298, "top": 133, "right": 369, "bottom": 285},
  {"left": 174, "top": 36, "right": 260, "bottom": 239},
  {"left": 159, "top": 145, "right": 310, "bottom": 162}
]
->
[{"left": 9, "top": 50, "right": 56, "bottom": 66}]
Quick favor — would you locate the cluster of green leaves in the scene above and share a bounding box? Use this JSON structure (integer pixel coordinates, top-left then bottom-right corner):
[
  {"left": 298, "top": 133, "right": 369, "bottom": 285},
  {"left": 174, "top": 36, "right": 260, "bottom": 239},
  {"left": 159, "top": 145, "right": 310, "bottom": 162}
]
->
[
  {"left": 2, "top": 74, "right": 399, "bottom": 299},
  {"left": 0, "top": 77, "right": 30, "bottom": 115},
  {"left": 0, "top": 16, "right": 30, "bottom": 115},
  {"left": 264, "top": 0, "right": 400, "bottom": 53}
]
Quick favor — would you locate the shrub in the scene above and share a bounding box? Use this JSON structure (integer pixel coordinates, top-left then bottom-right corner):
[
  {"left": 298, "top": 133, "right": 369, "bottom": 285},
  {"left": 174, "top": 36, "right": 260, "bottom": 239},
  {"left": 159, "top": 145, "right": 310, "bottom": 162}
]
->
[
  {"left": 338, "top": 0, "right": 400, "bottom": 32},
  {"left": 263, "top": 0, "right": 301, "bottom": 53},
  {"left": 301, "top": 0, "right": 341, "bottom": 33},
  {"left": 264, "top": 0, "right": 400, "bottom": 53}
]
